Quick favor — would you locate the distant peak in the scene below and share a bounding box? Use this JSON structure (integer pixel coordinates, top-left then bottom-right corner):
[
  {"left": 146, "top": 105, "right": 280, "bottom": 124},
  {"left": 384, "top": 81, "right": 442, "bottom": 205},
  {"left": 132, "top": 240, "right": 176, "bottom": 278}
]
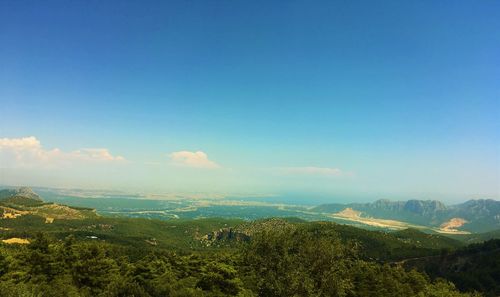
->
[
  {"left": 465, "top": 198, "right": 497, "bottom": 202},
  {"left": 460, "top": 199, "right": 500, "bottom": 207},
  {"left": 17, "top": 187, "right": 36, "bottom": 194},
  {"left": 0, "top": 187, "right": 43, "bottom": 201}
]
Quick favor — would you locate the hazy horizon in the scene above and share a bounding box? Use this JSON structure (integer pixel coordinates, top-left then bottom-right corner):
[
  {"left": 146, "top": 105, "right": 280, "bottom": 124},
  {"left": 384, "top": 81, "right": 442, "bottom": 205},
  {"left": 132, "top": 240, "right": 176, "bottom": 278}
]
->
[
  {"left": 1, "top": 1, "right": 499, "bottom": 202},
  {"left": 0, "top": 184, "right": 497, "bottom": 207}
]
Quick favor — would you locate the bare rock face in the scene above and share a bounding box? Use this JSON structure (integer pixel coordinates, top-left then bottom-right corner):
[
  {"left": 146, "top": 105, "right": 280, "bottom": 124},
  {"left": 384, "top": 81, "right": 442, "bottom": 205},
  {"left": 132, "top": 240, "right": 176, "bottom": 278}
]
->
[
  {"left": 453, "top": 199, "right": 500, "bottom": 218},
  {"left": 440, "top": 218, "right": 468, "bottom": 232},
  {"left": 403, "top": 200, "right": 447, "bottom": 215},
  {"left": 15, "top": 187, "right": 43, "bottom": 201},
  {"left": 203, "top": 227, "right": 251, "bottom": 245}
]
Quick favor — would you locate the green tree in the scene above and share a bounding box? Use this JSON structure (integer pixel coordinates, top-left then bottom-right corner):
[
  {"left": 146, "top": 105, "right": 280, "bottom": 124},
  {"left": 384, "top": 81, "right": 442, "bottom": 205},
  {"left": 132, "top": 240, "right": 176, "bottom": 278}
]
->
[
  {"left": 68, "top": 243, "right": 119, "bottom": 295},
  {"left": 24, "top": 232, "right": 59, "bottom": 283},
  {"left": 197, "top": 262, "right": 243, "bottom": 295}
]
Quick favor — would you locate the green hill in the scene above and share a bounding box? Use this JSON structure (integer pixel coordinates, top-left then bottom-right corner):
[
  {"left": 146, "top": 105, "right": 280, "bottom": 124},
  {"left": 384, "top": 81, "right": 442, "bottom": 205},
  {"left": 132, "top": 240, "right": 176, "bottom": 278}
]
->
[
  {"left": 392, "top": 228, "right": 464, "bottom": 250},
  {"left": 0, "top": 218, "right": 480, "bottom": 297},
  {"left": 0, "top": 187, "right": 97, "bottom": 222},
  {"left": 404, "top": 239, "right": 500, "bottom": 297},
  {"left": 201, "top": 219, "right": 465, "bottom": 261},
  {"left": 443, "top": 229, "right": 500, "bottom": 244}
]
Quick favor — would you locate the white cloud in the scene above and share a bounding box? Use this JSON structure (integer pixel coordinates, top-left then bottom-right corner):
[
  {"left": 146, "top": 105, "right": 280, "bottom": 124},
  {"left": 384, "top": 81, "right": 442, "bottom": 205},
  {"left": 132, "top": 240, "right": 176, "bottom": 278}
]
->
[
  {"left": 0, "top": 136, "right": 40, "bottom": 149},
  {"left": 71, "top": 148, "right": 125, "bottom": 162},
  {"left": 170, "top": 151, "right": 220, "bottom": 169},
  {"left": 0, "top": 136, "right": 125, "bottom": 167},
  {"left": 279, "top": 166, "right": 345, "bottom": 177}
]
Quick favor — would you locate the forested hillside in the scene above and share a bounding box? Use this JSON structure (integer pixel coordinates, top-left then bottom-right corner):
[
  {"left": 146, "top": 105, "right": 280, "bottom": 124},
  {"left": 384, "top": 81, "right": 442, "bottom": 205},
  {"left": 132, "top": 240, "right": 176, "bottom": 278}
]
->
[
  {"left": 404, "top": 239, "right": 500, "bottom": 297},
  {"left": 0, "top": 226, "right": 480, "bottom": 297}
]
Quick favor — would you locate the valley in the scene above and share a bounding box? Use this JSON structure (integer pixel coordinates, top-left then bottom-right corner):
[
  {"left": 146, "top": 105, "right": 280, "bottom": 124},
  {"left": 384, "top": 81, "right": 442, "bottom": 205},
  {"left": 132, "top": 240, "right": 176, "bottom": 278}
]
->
[
  {"left": 22, "top": 187, "right": 499, "bottom": 234},
  {"left": 1, "top": 187, "right": 499, "bottom": 296}
]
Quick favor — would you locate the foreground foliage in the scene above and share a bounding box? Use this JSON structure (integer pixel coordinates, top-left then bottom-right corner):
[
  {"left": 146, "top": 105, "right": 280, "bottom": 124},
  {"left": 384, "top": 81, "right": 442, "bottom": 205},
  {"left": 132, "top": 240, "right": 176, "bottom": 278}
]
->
[
  {"left": 0, "top": 225, "right": 481, "bottom": 297},
  {"left": 405, "top": 239, "right": 500, "bottom": 297}
]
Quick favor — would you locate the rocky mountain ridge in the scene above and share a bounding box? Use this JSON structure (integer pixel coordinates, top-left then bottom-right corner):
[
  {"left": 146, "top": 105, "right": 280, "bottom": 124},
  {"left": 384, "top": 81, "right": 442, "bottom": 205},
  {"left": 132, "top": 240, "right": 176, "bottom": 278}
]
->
[
  {"left": 0, "top": 187, "right": 43, "bottom": 201},
  {"left": 312, "top": 198, "right": 500, "bottom": 233}
]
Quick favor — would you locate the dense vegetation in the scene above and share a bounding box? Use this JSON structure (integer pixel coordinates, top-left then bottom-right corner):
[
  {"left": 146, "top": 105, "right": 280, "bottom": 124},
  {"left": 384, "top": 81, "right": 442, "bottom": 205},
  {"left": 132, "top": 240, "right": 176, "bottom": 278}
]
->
[
  {"left": 0, "top": 224, "right": 482, "bottom": 297},
  {"left": 405, "top": 239, "right": 500, "bottom": 297}
]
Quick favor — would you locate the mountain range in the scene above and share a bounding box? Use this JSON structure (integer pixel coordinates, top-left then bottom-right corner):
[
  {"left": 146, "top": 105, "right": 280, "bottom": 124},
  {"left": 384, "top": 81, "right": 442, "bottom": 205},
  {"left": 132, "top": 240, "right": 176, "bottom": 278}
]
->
[
  {"left": 1, "top": 187, "right": 499, "bottom": 234},
  {"left": 312, "top": 199, "right": 500, "bottom": 233}
]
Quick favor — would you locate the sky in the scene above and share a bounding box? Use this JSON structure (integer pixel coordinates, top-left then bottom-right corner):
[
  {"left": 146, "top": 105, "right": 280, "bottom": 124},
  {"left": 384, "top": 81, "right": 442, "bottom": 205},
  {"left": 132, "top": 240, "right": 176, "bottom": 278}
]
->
[{"left": 0, "top": 1, "right": 499, "bottom": 203}]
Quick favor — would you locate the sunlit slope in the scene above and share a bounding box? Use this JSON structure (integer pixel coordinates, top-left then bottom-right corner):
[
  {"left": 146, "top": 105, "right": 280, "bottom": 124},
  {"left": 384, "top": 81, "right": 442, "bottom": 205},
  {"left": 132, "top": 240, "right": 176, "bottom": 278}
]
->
[{"left": 0, "top": 187, "right": 97, "bottom": 221}]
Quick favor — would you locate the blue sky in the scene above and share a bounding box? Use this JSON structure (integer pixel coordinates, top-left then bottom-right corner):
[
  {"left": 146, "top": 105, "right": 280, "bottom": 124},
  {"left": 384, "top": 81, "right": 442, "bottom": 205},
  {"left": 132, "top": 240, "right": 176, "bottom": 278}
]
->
[{"left": 1, "top": 1, "right": 499, "bottom": 202}]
